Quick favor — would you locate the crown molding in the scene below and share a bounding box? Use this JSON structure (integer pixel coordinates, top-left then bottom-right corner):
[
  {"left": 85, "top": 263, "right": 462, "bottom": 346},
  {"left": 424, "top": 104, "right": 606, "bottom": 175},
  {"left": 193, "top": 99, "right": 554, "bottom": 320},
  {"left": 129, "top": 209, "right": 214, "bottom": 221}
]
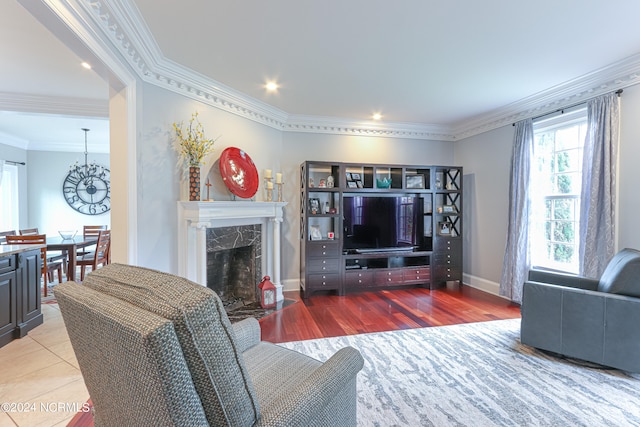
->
[
  {"left": 28, "top": 139, "right": 109, "bottom": 153},
  {"left": 0, "top": 130, "right": 29, "bottom": 150},
  {"left": 450, "top": 53, "right": 640, "bottom": 140},
  {"left": 84, "top": 0, "right": 289, "bottom": 130},
  {"left": 0, "top": 92, "right": 108, "bottom": 117},
  {"left": 285, "top": 115, "right": 454, "bottom": 141},
  {"left": 78, "top": 0, "right": 640, "bottom": 142}
]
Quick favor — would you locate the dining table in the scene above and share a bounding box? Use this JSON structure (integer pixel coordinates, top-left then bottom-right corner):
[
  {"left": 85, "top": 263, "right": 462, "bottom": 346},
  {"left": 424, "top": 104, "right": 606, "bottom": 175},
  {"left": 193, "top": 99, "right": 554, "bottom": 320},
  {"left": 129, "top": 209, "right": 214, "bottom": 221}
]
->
[{"left": 46, "top": 235, "right": 98, "bottom": 282}]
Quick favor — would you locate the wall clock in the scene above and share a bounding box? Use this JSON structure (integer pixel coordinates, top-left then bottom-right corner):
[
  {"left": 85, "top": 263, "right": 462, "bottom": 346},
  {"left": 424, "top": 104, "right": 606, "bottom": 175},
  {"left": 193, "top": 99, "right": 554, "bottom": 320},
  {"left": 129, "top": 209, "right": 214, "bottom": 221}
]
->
[{"left": 63, "top": 165, "right": 111, "bottom": 215}]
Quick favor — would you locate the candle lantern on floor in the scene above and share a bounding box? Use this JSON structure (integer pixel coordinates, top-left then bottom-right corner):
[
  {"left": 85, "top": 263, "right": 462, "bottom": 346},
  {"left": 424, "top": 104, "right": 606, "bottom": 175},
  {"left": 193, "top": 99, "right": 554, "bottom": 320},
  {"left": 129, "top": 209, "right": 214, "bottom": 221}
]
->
[{"left": 258, "top": 276, "right": 277, "bottom": 309}]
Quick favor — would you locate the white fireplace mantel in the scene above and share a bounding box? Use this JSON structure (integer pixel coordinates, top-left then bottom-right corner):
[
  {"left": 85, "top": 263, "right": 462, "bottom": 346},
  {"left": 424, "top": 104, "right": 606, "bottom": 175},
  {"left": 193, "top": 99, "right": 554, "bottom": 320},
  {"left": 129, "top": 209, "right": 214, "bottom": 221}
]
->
[{"left": 177, "top": 201, "right": 287, "bottom": 301}]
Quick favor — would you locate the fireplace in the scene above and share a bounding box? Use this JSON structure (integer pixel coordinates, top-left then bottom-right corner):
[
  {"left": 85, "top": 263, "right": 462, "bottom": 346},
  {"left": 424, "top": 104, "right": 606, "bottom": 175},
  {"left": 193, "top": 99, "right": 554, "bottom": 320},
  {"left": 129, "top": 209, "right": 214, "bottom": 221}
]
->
[
  {"left": 206, "top": 225, "right": 261, "bottom": 305},
  {"left": 177, "top": 201, "right": 287, "bottom": 302}
]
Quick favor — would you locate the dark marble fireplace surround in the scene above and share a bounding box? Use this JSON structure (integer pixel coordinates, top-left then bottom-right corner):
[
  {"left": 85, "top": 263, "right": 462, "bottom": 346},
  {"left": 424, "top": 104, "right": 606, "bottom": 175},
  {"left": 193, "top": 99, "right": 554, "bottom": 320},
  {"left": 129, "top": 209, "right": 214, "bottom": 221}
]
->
[{"left": 206, "top": 225, "right": 262, "bottom": 305}]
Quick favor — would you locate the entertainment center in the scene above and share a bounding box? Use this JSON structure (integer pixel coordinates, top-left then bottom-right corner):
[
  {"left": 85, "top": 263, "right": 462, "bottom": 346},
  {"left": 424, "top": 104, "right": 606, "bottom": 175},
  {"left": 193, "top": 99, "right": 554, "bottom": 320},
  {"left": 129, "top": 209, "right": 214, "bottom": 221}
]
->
[{"left": 300, "top": 161, "right": 463, "bottom": 298}]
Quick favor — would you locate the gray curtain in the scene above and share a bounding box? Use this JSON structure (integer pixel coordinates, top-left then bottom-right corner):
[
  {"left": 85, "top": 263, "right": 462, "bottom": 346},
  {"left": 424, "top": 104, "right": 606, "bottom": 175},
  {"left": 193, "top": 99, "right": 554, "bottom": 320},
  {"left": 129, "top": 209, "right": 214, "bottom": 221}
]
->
[
  {"left": 579, "top": 92, "right": 620, "bottom": 278},
  {"left": 500, "top": 119, "right": 534, "bottom": 303}
]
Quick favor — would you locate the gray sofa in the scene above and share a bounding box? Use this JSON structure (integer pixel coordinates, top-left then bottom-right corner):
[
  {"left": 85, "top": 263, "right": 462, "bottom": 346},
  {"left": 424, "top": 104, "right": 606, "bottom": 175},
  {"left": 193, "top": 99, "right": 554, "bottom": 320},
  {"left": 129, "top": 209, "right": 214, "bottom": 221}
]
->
[
  {"left": 521, "top": 248, "right": 640, "bottom": 372},
  {"left": 55, "top": 263, "right": 364, "bottom": 427}
]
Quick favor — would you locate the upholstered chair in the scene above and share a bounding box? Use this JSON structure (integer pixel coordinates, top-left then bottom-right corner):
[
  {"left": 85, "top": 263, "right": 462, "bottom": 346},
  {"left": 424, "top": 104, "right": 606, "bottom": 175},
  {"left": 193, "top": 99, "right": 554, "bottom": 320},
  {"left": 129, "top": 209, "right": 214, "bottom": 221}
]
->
[
  {"left": 55, "top": 263, "right": 363, "bottom": 426},
  {"left": 521, "top": 248, "right": 640, "bottom": 372}
]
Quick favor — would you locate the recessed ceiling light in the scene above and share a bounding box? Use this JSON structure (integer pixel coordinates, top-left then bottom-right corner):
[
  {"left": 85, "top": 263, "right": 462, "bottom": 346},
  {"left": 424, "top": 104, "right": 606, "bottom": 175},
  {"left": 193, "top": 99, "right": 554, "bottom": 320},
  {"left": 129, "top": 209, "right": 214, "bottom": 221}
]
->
[
  {"left": 372, "top": 113, "right": 382, "bottom": 121},
  {"left": 81, "top": 62, "right": 92, "bottom": 70},
  {"left": 265, "top": 81, "right": 279, "bottom": 92}
]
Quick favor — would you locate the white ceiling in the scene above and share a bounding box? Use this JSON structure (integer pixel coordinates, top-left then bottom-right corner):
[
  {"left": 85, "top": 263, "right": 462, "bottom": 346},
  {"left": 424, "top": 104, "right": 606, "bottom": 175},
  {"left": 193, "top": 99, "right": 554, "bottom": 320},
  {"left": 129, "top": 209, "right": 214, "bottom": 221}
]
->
[
  {"left": 0, "top": 1, "right": 109, "bottom": 153},
  {"left": 2, "top": 0, "right": 640, "bottom": 150}
]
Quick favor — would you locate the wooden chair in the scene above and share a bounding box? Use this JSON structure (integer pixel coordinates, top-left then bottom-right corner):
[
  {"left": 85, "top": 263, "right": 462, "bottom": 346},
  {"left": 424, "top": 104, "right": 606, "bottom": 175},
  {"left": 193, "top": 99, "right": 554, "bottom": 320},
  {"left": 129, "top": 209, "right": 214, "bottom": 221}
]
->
[
  {"left": 5, "top": 234, "right": 62, "bottom": 297},
  {"left": 19, "top": 227, "right": 69, "bottom": 271},
  {"left": 76, "top": 225, "right": 108, "bottom": 258},
  {"left": 0, "top": 230, "right": 16, "bottom": 245},
  {"left": 19, "top": 228, "right": 39, "bottom": 235},
  {"left": 77, "top": 230, "right": 111, "bottom": 281}
]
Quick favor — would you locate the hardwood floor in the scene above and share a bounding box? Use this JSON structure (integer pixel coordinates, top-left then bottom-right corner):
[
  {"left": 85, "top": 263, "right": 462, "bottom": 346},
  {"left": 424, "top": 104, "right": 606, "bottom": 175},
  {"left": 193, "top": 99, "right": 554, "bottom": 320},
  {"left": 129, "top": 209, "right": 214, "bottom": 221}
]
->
[{"left": 260, "top": 284, "right": 521, "bottom": 343}]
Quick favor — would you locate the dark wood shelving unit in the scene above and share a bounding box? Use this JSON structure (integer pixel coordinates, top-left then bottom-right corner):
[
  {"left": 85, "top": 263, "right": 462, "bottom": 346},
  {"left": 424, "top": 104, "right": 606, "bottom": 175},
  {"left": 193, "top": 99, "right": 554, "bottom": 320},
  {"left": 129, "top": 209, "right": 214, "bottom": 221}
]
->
[{"left": 300, "top": 161, "right": 463, "bottom": 298}]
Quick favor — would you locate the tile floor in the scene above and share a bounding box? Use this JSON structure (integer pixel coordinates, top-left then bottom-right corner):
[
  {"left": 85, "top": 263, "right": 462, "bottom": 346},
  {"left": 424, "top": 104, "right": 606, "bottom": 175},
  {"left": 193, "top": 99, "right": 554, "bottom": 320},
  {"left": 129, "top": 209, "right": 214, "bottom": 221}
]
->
[{"left": 0, "top": 303, "right": 89, "bottom": 427}]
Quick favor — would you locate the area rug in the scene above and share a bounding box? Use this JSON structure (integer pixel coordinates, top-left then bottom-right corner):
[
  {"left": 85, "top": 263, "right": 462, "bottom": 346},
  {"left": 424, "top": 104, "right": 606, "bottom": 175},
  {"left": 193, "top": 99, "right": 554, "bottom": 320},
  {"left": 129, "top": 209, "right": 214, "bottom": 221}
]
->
[{"left": 279, "top": 319, "right": 640, "bottom": 426}]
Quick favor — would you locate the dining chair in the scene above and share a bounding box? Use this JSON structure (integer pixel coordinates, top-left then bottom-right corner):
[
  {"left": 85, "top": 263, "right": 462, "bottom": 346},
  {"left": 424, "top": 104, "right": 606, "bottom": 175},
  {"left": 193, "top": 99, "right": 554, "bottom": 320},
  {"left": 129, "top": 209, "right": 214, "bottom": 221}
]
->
[
  {"left": 0, "top": 230, "right": 16, "bottom": 245},
  {"left": 76, "top": 225, "right": 108, "bottom": 258},
  {"left": 19, "top": 228, "right": 39, "bottom": 235},
  {"left": 77, "top": 229, "right": 111, "bottom": 280},
  {"left": 5, "top": 234, "right": 63, "bottom": 297},
  {"left": 18, "top": 227, "right": 69, "bottom": 271}
]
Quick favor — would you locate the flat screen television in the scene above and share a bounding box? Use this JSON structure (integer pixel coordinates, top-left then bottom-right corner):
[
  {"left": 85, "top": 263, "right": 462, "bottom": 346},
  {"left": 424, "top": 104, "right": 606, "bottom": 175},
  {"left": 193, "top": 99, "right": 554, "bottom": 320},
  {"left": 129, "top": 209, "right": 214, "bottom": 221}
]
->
[{"left": 343, "top": 195, "right": 424, "bottom": 253}]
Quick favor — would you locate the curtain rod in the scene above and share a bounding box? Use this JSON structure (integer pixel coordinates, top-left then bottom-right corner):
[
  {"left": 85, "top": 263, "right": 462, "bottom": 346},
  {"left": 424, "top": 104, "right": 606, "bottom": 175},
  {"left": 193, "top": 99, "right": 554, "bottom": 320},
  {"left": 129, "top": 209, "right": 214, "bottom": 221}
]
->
[
  {"left": 513, "top": 89, "right": 623, "bottom": 126},
  {"left": 5, "top": 160, "right": 26, "bottom": 166}
]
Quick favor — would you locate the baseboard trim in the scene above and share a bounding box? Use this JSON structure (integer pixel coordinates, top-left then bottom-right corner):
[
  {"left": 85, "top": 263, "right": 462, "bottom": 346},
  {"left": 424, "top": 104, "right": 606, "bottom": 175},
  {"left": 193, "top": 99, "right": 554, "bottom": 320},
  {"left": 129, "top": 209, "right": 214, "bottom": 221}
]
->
[
  {"left": 282, "top": 278, "right": 300, "bottom": 293},
  {"left": 282, "top": 275, "right": 511, "bottom": 301},
  {"left": 463, "top": 273, "right": 508, "bottom": 299}
]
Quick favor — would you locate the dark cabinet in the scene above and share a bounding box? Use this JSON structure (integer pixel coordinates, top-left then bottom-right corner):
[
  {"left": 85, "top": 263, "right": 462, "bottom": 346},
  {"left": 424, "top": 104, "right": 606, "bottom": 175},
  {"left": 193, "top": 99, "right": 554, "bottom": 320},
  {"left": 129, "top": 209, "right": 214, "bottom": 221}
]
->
[
  {"left": 301, "top": 241, "right": 342, "bottom": 297},
  {"left": 300, "top": 161, "right": 463, "bottom": 298},
  {"left": 0, "top": 248, "right": 43, "bottom": 347}
]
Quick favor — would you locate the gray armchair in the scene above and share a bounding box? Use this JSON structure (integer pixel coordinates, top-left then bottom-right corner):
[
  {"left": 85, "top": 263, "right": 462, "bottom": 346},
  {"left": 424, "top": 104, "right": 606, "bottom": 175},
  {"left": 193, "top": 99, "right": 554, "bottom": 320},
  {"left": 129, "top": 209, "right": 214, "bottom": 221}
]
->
[
  {"left": 54, "top": 264, "right": 364, "bottom": 427},
  {"left": 521, "top": 248, "right": 640, "bottom": 372}
]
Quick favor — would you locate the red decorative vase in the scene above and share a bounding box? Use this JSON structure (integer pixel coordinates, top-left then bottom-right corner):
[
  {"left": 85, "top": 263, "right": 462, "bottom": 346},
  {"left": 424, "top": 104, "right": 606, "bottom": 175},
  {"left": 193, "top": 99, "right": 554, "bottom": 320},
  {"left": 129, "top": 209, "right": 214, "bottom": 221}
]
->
[{"left": 189, "top": 166, "right": 200, "bottom": 201}]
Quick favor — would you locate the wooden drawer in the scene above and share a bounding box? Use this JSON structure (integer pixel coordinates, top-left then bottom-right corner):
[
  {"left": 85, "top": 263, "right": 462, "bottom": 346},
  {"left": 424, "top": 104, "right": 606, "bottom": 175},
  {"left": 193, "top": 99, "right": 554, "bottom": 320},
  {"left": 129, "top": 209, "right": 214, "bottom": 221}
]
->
[
  {"left": 0, "top": 255, "right": 16, "bottom": 274},
  {"left": 374, "top": 269, "right": 404, "bottom": 286},
  {"left": 307, "top": 242, "right": 341, "bottom": 257},
  {"left": 307, "top": 258, "right": 341, "bottom": 273},
  {"left": 307, "top": 273, "right": 340, "bottom": 290},
  {"left": 345, "top": 270, "right": 374, "bottom": 288},
  {"left": 435, "top": 266, "right": 462, "bottom": 281},
  {"left": 433, "top": 238, "right": 462, "bottom": 253},
  {"left": 403, "top": 266, "right": 430, "bottom": 282},
  {"left": 432, "top": 252, "right": 461, "bottom": 266}
]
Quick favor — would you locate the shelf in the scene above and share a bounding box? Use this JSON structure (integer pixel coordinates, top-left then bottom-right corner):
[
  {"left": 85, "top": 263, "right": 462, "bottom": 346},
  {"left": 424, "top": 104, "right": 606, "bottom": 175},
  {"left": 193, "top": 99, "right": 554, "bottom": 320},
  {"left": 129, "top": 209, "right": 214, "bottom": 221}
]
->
[{"left": 301, "top": 161, "right": 463, "bottom": 296}]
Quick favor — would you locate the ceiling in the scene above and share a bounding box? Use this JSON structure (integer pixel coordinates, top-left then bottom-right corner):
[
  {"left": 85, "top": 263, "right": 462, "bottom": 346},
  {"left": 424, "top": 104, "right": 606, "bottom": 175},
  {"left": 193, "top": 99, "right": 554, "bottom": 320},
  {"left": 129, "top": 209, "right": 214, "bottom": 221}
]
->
[{"left": 2, "top": 0, "right": 640, "bottom": 150}]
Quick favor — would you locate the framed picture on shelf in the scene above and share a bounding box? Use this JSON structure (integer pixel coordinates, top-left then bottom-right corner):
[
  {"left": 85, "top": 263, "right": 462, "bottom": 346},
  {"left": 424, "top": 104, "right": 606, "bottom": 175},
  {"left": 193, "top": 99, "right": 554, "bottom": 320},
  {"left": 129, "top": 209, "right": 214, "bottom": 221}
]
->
[
  {"left": 347, "top": 181, "right": 358, "bottom": 188},
  {"left": 442, "top": 205, "right": 457, "bottom": 213},
  {"left": 351, "top": 173, "right": 361, "bottom": 181},
  {"left": 309, "top": 225, "right": 322, "bottom": 240},
  {"left": 405, "top": 174, "right": 425, "bottom": 189},
  {"left": 437, "top": 222, "right": 452, "bottom": 236},
  {"left": 346, "top": 172, "right": 353, "bottom": 181},
  {"left": 356, "top": 180, "right": 364, "bottom": 188},
  {"left": 308, "top": 198, "right": 320, "bottom": 214}
]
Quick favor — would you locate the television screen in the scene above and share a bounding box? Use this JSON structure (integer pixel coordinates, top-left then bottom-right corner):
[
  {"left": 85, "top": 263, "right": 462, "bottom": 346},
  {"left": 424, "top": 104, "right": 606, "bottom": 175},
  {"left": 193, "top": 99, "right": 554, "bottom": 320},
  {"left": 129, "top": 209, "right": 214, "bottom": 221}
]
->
[{"left": 343, "top": 195, "right": 423, "bottom": 253}]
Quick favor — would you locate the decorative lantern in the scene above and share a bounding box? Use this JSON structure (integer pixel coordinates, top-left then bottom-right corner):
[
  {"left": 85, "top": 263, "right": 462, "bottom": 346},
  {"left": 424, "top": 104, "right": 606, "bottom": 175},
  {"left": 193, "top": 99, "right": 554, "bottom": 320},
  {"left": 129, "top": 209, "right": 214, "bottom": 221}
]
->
[{"left": 258, "top": 276, "right": 277, "bottom": 309}]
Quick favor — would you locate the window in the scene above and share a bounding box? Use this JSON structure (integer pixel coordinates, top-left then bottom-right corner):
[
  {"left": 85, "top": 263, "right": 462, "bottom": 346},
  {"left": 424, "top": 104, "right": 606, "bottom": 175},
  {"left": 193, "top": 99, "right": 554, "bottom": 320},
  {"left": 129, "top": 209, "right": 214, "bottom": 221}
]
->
[
  {"left": 0, "top": 163, "right": 19, "bottom": 231},
  {"left": 531, "top": 108, "right": 587, "bottom": 273}
]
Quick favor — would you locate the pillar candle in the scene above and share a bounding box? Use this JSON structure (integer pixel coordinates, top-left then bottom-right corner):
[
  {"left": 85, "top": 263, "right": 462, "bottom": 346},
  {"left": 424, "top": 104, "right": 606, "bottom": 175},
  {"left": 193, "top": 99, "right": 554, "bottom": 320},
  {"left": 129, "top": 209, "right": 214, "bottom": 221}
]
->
[
  {"left": 275, "top": 172, "right": 282, "bottom": 183},
  {"left": 267, "top": 181, "right": 274, "bottom": 189},
  {"left": 265, "top": 169, "right": 272, "bottom": 178}
]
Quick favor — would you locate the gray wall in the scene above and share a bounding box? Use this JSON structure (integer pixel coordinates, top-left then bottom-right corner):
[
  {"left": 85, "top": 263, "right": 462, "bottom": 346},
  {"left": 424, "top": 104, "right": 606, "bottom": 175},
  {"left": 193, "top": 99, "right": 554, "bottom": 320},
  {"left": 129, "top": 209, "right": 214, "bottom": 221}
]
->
[
  {"left": 453, "top": 126, "right": 513, "bottom": 292},
  {"left": 134, "top": 83, "right": 456, "bottom": 289},
  {"left": 27, "top": 150, "right": 110, "bottom": 236},
  {"left": 0, "top": 144, "right": 109, "bottom": 236},
  {"left": 453, "top": 84, "right": 640, "bottom": 294},
  {"left": 136, "top": 84, "right": 284, "bottom": 273}
]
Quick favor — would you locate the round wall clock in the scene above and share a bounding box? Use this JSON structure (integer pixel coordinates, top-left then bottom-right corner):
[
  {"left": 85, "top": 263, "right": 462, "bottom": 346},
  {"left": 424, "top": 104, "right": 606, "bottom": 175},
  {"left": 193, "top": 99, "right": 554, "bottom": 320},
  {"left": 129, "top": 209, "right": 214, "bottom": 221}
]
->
[{"left": 62, "top": 165, "right": 111, "bottom": 215}]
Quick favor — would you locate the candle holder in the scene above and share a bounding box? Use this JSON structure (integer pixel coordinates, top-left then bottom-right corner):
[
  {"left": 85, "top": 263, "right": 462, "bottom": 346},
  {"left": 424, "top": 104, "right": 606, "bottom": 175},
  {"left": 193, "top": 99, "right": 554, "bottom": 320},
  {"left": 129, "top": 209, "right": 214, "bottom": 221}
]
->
[
  {"left": 277, "top": 182, "right": 285, "bottom": 202},
  {"left": 264, "top": 177, "right": 273, "bottom": 201}
]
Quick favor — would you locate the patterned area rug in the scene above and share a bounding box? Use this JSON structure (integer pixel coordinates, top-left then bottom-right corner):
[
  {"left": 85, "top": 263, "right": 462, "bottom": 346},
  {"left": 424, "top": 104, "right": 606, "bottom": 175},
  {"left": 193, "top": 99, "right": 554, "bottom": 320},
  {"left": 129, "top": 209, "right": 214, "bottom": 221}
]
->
[{"left": 279, "top": 319, "right": 640, "bottom": 426}]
